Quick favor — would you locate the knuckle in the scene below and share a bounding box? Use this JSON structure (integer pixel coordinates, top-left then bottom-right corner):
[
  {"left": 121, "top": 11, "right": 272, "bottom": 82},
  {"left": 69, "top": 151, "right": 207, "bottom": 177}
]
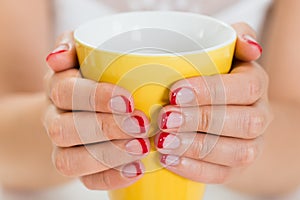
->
[
  {"left": 191, "top": 136, "right": 204, "bottom": 160},
  {"left": 48, "top": 118, "right": 64, "bottom": 146},
  {"left": 52, "top": 78, "right": 75, "bottom": 109},
  {"left": 98, "top": 171, "right": 112, "bottom": 189},
  {"left": 248, "top": 113, "right": 266, "bottom": 138},
  {"left": 208, "top": 80, "right": 218, "bottom": 104},
  {"left": 81, "top": 176, "right": 98, "bottom": 190},
  {"left": 54, "top": 150, "right": 73, "bottom": 176},
  {"left": 233, "top": 140, "right": 259, "bottom": 166},
  {"left": 241, "top": 112, "right": 265, "bottom": 139},
  {"left": 248, "top": 79, "right": 263, "bottom": 102},
  {"left": 51, "top": 80, "right": 66, "bottom": 108},
  {"left": 199, "top": 107, "right": 211, "bottom": 132}
]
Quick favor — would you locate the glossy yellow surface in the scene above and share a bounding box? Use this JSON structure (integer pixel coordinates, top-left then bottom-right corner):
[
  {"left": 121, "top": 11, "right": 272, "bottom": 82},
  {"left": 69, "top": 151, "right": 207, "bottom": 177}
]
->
[{"left": 75, "top": 39, "right": 236, "bottom": 200}]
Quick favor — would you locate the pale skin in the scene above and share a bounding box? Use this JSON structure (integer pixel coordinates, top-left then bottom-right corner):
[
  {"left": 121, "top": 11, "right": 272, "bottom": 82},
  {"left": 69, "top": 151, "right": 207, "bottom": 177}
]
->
[
  {"left": 0, "top": 0, "right": 300, "bottom": 196},
  {"left": 45, "top": 25, "right": 269, "bottom": 190}
]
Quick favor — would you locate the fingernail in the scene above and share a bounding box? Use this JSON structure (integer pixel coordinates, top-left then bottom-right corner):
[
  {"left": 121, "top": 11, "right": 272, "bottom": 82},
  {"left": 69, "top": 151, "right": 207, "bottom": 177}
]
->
[
  {"left": 242, "top": 34, "right": 263, "bottom": 54},
  {"left": 160, "top": 155, "right": 180, "bottom": 166},
  {"left": 170, "top": 87, "right": 195, "bottom": 105},
  {"left": 110, "top": 96, "right": 132, "bottom": 113},
  {"left": 122, "top": 161, "right": 144, "bottom": 178},
  {"left": 157, "top": 132, "right": 180, "bottom": 149},
  {"left": 160, "top": 111, "right": 183, "bottom": 129},
  {"left": 46, "top": 43, "right": 71, "bottom": 62},
  {"left": 122, "top": 116, "right": 146, "bottom": 134},
  {"left": 125, "top": 138, "right": 149, "bottom": 155}
]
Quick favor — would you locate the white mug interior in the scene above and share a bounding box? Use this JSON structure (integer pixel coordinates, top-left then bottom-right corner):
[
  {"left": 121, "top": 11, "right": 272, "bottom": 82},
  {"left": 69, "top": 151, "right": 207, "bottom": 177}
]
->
[{"left": 74, "top": 11, "right": 236, "bottom": 55}]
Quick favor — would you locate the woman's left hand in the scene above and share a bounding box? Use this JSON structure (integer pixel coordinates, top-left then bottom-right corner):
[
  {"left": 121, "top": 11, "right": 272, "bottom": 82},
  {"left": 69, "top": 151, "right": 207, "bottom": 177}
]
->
[{"left": 155, "top": 23, "right": 272, "bottom": 184}]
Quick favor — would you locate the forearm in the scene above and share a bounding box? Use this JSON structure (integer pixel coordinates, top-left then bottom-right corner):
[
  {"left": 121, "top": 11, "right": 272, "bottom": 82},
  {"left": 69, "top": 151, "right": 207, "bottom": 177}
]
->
[
  {"left": 228, "top": 99, "right": 300, "bottom": 196},
  {"left": 0, "top": 93, "right": 70, "bottom": 190},
  {"left": 228, "top": 0, "right": 300, "bottom": 195}
]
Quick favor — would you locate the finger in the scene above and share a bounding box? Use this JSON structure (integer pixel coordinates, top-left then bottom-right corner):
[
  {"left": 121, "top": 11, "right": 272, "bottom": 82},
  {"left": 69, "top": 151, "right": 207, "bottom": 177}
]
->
[
  {"left": 45, "top": 108, "right": 149, "bottom": 147},
  {"left": 80, "top": 161, "right": 144, "bottom": 190},
  {"left": 53, "top": 139, "right": 150, "bottom": 177},
  {"left": 47, "top": 69, "right": 134, "bottom": 113},
  {"left": 170, "top": 62, "right": 268, "bottom": 106},
  {"left": 159, "top": 98, "right": 270, "bottom": 139},
  {"left": 231, "top": 22, "right": 262, "bottom": 61},
  {"left": 159, "top": 155, "right": 234, "bottom": 184},
  {"left": 155, "top": 132, "right": 263, "bottom": 167},
  {"left": 46, "top": 32, "right": 78, "bottom": 72}
]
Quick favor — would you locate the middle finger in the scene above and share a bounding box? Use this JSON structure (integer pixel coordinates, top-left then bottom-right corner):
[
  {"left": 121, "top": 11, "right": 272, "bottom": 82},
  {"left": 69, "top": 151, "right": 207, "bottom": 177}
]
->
[{"left": 45, "top": 106, "right": 149, "bottom": 147}]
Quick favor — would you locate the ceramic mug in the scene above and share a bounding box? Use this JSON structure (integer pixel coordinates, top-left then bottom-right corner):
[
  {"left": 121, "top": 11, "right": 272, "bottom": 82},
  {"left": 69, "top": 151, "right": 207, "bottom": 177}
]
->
[{"left": 74, "top": 11, "right": 236, "bottom": 200}]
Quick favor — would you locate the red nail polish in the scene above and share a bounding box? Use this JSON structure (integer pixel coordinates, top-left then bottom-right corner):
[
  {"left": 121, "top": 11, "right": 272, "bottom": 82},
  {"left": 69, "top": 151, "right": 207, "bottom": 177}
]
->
[
  {"left": 133, "top": 116, "right": 146, "bottom": 133},
  {"left": 133, "top": 162, "right": 143, "bottom": 176},
  {"left": 46, "top": 44, "right": 70, "bottom": 62},
  {"left": 157, "top": 132, "right": 170, "bottom": 149},
  {"left": 161, "top": 112, "right": 171, "bottom": 129},
  {"left": 122, "top": 161, "right": 143, "bottom": 178},
  {"left": 121, "top": 96, "right": 132, "bottom": 113},
  {"left": 160, "top": 154, "right": 168, "bottom": 165},
  {"left": 170, "top": 88, "right": 181, "bottom": 105},
  {"left": 46, "top": 50, "right": 67, "bottom": 62},
  {"left": 137, "top": 138, "right": 148, "bottom": 154},
  {"left": 243, "top": 34, "right": 263, "bottom": 54}
]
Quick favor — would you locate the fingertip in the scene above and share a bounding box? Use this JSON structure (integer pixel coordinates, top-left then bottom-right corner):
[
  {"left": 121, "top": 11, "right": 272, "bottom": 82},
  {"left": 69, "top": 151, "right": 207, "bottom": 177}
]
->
[
  {"left": 241, "top": 34, "right": 263, "bottom": 54},
  {"left": 46, "top": 50, "right": 72, "bottom": 72},
  {"left": 108, "top": 85, "right": 135, "bottom": 113},
  {"left": 235, "top": 34, "right": 262, "bottom": 61},
  {"left": 121, "top": 161, "right": 145, "bottom": 179},
  {"left": 109, "top": 95, "right": 134, "bottom": 114},
  {"left": 169, "top": 80, "right": 196, "bottom": 106},
  {"left": 46, "top": 32, "right": 78, "bottom": 72}
]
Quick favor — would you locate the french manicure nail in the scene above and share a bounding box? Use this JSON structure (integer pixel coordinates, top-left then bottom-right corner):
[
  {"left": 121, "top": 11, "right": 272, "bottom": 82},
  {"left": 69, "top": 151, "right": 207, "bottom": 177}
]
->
[
  {"left": 160, "top": 155, "right": 180, "bottom": 166},
  {"left": 46, "top": 43, "right": 71, "bottom": 62},
  {"left": 161, "top": 111, "right": 183, "bottom": 129},
  {"left": 170, "top": 87, "right": 195, "bottom": 105},
  {"left": 122, "top": 116, "right": 146, "bottom": 134},
  {"left": 157, "top": 132, "right": 180, "bottom": 149},
  {"left": 242, "top": 34, "right": 263, "bottom": 54},
  {"left": 125, "top": 138, "right": 148, "bottom": 155},
  {"left": 110, "top": 96, "right": 132, "bottom": 113},
  {"left": 122, "top": 162, "right": 144, "bottom": 178}
]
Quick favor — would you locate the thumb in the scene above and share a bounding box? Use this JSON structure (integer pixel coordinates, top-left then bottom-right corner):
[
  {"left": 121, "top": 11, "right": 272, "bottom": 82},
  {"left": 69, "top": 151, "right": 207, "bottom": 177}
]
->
[
  {"left": 232, "top": 22, "right": 263, "bottom": 62},
  {"left": 46, "top": 32, "right": 78, "bottom": 72}
]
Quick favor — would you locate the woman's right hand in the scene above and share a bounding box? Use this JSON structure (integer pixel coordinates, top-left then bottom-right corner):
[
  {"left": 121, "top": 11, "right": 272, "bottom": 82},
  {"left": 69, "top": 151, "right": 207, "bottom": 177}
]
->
[{"left": 44, "top": 32, "right": 150, "bottom": 190}]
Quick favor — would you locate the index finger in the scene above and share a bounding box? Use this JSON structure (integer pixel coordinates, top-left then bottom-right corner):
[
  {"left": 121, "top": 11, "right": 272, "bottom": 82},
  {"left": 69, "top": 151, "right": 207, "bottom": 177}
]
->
[
  {"left": 46, "top": 69, "right": 134, "bottom": 113},
  {"left": 170, "top": 62, "right": 268, "bottom": 106}
]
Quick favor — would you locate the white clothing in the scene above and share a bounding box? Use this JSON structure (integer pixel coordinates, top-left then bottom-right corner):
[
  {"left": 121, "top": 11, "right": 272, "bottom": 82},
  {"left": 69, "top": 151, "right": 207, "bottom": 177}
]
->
[
  {"left": 54, "top": 0, "right": 272, "bottom": 37},
  {"left": 17, "top": 1, "right": 289, "bottom": 200}
]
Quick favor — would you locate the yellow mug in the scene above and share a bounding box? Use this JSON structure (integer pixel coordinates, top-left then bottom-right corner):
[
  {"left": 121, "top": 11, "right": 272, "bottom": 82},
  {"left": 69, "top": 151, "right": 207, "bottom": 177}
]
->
[{"left": 74, "top": 11, "right": 236, "bottom": 200}]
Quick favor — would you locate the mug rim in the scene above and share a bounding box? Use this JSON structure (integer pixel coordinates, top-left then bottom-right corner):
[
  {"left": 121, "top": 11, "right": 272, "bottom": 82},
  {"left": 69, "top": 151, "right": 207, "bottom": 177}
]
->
[{"left": 74, "top": 11, "right": 237, "bottom": 56}]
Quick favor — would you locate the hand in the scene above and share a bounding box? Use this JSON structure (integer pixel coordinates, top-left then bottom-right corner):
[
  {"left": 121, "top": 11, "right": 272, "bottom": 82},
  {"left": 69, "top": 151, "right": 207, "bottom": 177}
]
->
[
  {"left": 154, "top": 23, "right": 272, "bottom": 183},
  {"left": 44, "top": 32, "right": 151, "bottom": 190}
]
